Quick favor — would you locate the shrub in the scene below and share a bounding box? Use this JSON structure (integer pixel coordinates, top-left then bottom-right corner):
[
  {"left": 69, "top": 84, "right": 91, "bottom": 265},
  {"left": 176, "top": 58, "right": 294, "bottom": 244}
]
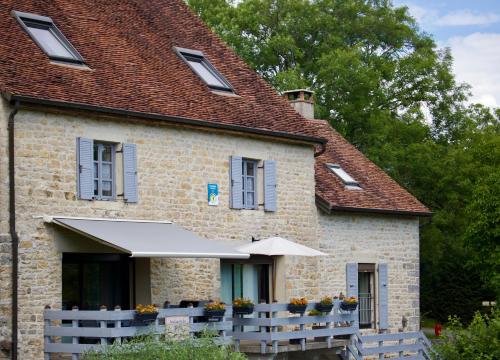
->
[
  {"left": 319, "top": 296, "right": 333, "bottom": 305},
  {"left": 204, "top": 301, "right": 226, "bottom": 311},
  {"left": 232, "top": 298, "right": 254, "bottom": 308},
  {"left": 434, "top": 308, "right": 500, "bottom": 360},
  {"left": 82, "top": 332, "right": 247, "bottom": 360}
]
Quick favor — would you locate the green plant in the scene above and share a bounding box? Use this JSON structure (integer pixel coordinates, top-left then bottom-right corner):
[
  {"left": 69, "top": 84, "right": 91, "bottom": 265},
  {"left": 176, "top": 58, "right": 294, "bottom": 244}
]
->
[
  {"left": 434, "top": 308, "right": 500, "bottom": 360},
  {"left": 308, "top": 309, "right": 322, "bottom": 316},
  {"left": 232, "top": 298, "right": 254, "bottom": 308},
  {"left": 83, "top": 332, "right": 247, "bottom": 360},
  {"left": 204, "top": 301, "right": 226, "bottom": 311},
  {"left": 319, "top": 296, "right": 333, "bottom": 305}
]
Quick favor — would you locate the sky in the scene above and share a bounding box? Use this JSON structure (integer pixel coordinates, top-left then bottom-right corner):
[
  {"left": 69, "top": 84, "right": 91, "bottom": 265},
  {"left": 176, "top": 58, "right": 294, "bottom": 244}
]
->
[{"left": 393, "top": 0, "right": 500, "bottom": 108}]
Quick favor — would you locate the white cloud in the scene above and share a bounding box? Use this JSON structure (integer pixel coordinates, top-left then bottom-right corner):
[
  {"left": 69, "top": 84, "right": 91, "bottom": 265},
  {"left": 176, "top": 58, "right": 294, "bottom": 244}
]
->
[
  {"left": 436, "top": 10, "right": 499, "bottom": 27},
  {"left": 446, "top": 32, "right": 500, "bottom": 107}
]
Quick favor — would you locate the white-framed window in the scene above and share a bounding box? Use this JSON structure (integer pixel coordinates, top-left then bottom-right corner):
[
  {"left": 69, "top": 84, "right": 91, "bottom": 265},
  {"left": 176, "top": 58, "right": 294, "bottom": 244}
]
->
[
  {"left": 242, "top": 159, "right": 258, "bottom": 209},
  {"left": 93, "top": 142, "right": 115, "bottom": 200}
]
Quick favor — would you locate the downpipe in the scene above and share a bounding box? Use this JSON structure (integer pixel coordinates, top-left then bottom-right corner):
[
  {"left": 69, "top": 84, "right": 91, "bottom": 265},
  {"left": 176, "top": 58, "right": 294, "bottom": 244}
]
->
[{"left": 8, "top": 101, "right": 19, "bottom": 360}]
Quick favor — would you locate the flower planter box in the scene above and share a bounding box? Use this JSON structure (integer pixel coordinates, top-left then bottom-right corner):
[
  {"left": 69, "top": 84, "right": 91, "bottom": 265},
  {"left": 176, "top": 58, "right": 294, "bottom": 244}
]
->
[
  {"left": 315, "top": 303, "right": 333, "bottom": 313},
  {"left": 340, "top": 302, "right": 358, "bottom": 311},
  {"left": 233, "top": 306, "right": 254, "bottom": 315},
  {"left": 288, "top": 304, "right": 307, "bottom": 314},
  {"left": 204, "top": 309, "right": 226, "bottom": 322},
  {"left": 134, "top": 312, "right": 158, "bottom": 326}
]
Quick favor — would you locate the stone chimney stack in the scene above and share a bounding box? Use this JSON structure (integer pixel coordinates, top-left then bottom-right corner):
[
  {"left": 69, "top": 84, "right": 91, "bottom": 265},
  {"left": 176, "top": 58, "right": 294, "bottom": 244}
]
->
[{"left": 282, "top": 89, "right": 315, "bottom": 119}]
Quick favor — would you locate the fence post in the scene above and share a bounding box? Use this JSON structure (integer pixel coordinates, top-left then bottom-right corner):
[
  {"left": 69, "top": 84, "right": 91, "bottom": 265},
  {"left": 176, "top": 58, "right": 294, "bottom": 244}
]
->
[
  {"left": 114, "top": 305, "right": 122, "bottom": 345},
  {"left": 326, "top": 305, "right": 332, "bottom": 348},
  {"left": 399, "top": 336, "right": 404, "bottom": 358},
  {"left": 378, "top": 339, "right": 384, "bottom": 359},
  {"left": 271, "top": 305, "right": 278, "bottom": 354},
  {"left": 100, "top": 305, "right": 107, "bottom": 346},
  {"left": 259, "top": 301, "right": 266, "bottom": 354},
  {"left": 300, "top": 309, "right": 306, "bottom": 351},
  {"left": 44, "top": 305, "right": 51, "bottom": 360},
  {"left": 71, "top": 306, "right": 79, "bottom": 360}
]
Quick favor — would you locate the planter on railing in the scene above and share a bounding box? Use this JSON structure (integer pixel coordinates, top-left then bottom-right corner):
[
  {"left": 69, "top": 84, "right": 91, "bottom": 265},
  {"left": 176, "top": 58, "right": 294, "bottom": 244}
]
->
[
  {"left": 287, "top": 304, "right": 307, "bottom": 314},
  {"left": 315, "top": 303, "right": 333, "bottom": 313},
  {"left": 340, "top": 301, "right": 358, "bottom": 311},
  {"left": 233, "top": 306, "right": 254, "bottom": 315},
  {"left": 204, "top": 309, "right": 226, "bottom": 321},
  {"left": 134, "top": 311, "right": 158, "bottom": 325}
]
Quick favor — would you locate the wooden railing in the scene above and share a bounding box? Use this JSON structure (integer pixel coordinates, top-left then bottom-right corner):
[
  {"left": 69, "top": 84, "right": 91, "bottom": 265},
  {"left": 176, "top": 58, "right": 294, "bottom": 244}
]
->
[
  {"left": 43, "top": 305, "right": 233, "bottom": 359},
  {"left": 347, "top": 331, "right": 436, "bottom": 360},
  {"left": 231, "top": 299, "right": 358, "bottom": 354}
]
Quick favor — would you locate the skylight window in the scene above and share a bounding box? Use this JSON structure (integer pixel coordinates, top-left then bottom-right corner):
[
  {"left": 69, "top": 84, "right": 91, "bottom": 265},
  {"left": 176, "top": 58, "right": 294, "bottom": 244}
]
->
[
  {"left": 12, "top": 11, "right": 84, "bottom": 64},
  {"left": 174, "top": 47, "right": 233, "bottom": 92},
  {"left": 327, "top": 164, "right": 362, "bottom": 189}
]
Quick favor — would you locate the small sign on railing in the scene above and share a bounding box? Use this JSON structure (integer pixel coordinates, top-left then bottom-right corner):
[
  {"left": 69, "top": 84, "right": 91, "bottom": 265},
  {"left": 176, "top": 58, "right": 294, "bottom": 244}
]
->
[{"left": 165, "top": 315, "right": 190, "bottom": 339}]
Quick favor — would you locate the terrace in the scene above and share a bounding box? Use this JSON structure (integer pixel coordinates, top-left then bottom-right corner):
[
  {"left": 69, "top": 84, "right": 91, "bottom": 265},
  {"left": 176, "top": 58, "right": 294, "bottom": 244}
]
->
[{"left": 43, "top": 299, "right": 434, "bottom": 360}]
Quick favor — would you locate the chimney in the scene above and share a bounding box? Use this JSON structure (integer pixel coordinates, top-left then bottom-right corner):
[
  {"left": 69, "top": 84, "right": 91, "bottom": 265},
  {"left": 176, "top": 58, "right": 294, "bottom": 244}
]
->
[{"left": 283, "top": 89, "right": 314, "bottom": 119}]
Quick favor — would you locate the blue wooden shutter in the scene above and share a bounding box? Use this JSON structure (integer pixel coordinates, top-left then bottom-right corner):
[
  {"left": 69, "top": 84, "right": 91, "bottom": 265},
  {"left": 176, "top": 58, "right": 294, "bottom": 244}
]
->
[
  {"left": 346, "top": 262, "right": 359, "bottom": 327},
  {"left": 77, "top": 137, "right": 93, "bottom": 200},
  {"left": 123, "top": 143, "right": 138, "bottom": 203},
  {"left": 264, "top": 160, "right": 277, "bottom": 212},
  {"left": 230, "top": 156, "right": 243, "bottom": 209},
  {"left": 378, "top": 263, "right": 389, "bottom": 330}
]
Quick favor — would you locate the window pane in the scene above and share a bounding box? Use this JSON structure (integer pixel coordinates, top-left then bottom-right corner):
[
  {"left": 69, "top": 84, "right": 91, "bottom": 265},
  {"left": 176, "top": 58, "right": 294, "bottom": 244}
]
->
[
  {"left": 187, "top": 59, "right": 226, "bottom": 88},
  {"left": 27, "top": 25, "right": 74, "bottom": 59},
  {"left": 246, "top": 192, "right": 254, "bottom": 206},
  {"left": 102, "top": 146, "right": 112, "bottom": 162},
  {"left": 102, "top": 164, "right": 112, "bottom": 179},
  {"left": 94, "top": 180, "right": 98, "bottom": 196},
  {"left": 102, "top": 181, "right": 112, "bottom": 196},
  {"left": 246, "top": 162, "right": 254, "bottom": 176},
  {"left": 93, "top": 162, "right": 98, "bottom": 178},
  {"left": 247, "top": 177, "right": 254, "bottom": 191},
  {"left": 94, "top": 145, "right": 99, "bottom": 161}
]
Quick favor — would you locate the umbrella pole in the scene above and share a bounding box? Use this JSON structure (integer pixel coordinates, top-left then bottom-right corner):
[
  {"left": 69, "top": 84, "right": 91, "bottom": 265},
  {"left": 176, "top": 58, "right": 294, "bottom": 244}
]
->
[{"left": 272, "top": 257, "right": 277, "bottom": 302}]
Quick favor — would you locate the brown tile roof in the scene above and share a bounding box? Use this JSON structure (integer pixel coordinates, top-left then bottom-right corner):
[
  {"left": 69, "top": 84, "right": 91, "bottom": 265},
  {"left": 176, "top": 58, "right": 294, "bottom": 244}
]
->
[
  {"left": 0, "top": 0, "right": 320, "bottom": 140},
  {"left": 309, "top": 119, "right": 431, "bottom": 215},
  {"left": 0, "top": 0, "right": 430, "bottom": 216}
]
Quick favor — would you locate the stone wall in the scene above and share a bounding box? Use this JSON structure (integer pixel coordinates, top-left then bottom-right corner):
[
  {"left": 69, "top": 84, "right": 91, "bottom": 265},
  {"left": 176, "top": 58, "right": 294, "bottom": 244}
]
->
[
  {"left": 2, "top": 106, "right": 318, "bottom": 359},
  {"left": 317, "top": 211, "right": 420, "bottom": 332},
  {"left": 0, "top": 99, "right": 12, "bottom": 359}
]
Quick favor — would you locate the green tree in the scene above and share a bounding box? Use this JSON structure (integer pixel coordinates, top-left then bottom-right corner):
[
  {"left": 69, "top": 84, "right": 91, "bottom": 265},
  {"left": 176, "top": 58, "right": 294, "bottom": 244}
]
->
[{"left": 187, "top": 0, "right": 500, "bottom": 322}]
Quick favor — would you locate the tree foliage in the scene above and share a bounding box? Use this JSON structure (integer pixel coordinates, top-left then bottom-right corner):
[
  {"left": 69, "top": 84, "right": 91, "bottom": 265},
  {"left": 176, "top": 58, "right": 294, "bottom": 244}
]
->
[
  {"left": 187, "top": 0, "right": 500, "bottom": 321},
  {"left": 435, "top": 309, "right": 500, "bottom": 360}
]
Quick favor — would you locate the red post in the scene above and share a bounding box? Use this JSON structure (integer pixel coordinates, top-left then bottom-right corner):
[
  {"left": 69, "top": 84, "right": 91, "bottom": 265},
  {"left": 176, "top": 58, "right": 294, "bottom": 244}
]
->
[{"left": 434, "top": 323, "right": 442, "bottom": 337}]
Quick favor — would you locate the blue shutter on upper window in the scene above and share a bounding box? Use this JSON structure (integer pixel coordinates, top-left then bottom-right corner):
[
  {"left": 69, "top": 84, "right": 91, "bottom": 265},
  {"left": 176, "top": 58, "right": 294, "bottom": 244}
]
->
[
  {"left": 264, "top": 160, "right": 277, "bottom": 212},
  {"left": 346, "top": 262, "right": 359, "bottom": 327},
  {"left": 230, "top": 156, "right": 243, "bottom": 209},
  {"left": 77, "top": 137, "right": 94, "bottom": 200},
  {"left": 378, "top": 263, "right": 389, "bottom": 330},
  {"left": 123, "top": 143, "right": 138, "bottom": 203}
]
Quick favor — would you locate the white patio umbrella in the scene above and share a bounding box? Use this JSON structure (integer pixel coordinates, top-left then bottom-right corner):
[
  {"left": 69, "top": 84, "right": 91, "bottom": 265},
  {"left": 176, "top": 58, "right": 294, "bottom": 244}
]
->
[{"left": 237, "top": 237, "right": 327, "bottom": 301}]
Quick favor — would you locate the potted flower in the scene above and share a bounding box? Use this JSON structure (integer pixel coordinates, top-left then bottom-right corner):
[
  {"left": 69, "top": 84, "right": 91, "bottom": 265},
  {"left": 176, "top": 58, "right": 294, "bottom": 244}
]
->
[
  {"left": 232, "top": 298, "right": 254, "bottom": 315},
  {"left": 134, "top": 304, "right": 158, "bottom": 325},
  {"left": 340, "top": 296, "right": 358, "bottom": 311},
  {"left": 204, "top": 301, "right": 226, "bottom": 321},
  {"left": 288, "top": 297, "right": 308, "bottom": 314},
  {"left": 315, "top": 296, "right": 334, "bottom": 313}
]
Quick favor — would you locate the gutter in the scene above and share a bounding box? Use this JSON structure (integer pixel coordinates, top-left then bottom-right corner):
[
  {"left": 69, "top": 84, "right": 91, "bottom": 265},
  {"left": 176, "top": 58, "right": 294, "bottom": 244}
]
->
[
  {"left": 315, "top": 195, "right": 432, "bottom": 217},
  {"left": 8, "top": 101, "right": 19, "bottom": 360},
  {"left": 3, "top": 94, "right": 328, "bottom": 147}
]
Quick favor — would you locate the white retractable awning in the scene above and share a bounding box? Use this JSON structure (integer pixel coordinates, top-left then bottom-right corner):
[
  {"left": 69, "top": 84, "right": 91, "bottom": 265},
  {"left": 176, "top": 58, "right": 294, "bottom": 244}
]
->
[{"left": 44, "top": 216, "right": 249, "bottom": 259}]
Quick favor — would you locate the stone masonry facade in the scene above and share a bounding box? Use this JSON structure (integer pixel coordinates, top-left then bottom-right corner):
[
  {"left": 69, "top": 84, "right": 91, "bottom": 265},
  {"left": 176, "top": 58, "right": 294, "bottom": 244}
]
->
[
  {"left": 0, "top": 101, "right": 420, "bottom": 358},
  {"left": 318, "top": 212, "right": 420, "bottom": 332}
]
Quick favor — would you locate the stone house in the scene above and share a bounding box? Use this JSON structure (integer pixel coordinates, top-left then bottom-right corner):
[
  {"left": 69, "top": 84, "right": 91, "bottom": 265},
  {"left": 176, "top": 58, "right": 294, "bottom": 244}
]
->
[{"left": 0, "top": 0, "right": 430, "bottom": 358}]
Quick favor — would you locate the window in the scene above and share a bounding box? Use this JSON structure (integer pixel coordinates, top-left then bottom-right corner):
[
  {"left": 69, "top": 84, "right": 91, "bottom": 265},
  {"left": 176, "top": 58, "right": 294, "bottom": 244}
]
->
[
  {"left": 93, "top": 143, "right": 115, "bottom": 200},
  {"left": 12, "top": 11, "right": 84, "bottom": 64},
  {"left": 174, "top": 47, "right": 233, "bottom": 91},
  {"left": 327, "top": 163, "right": 361, "bottom": 188},
  {"left": 242, "top": 159, "right": 258, "bottom": 209},
  {"left": 358, "top": 263, "right": 376, "bottom": 329}
]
